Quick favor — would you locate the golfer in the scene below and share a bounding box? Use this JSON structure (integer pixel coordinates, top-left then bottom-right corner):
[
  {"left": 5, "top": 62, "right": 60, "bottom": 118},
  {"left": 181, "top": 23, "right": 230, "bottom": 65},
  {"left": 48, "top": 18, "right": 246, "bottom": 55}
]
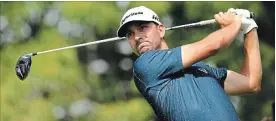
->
[{"left": 117, "top": 6, "right": 262, "bottom": 121}]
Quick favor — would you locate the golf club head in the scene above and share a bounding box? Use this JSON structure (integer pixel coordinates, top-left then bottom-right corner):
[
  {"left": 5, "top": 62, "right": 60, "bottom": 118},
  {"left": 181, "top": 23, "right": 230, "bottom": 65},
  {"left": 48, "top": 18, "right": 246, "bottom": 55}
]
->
[{"left": 15, "top": 53, "right": 33, "bottom": 81}]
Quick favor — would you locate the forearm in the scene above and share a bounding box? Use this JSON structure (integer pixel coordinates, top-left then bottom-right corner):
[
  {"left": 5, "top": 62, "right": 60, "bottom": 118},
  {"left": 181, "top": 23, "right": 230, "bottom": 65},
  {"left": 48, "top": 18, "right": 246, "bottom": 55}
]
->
[
  {"left": 240, "top": 29, "right": 262, "bottom": 91},
  {"left": 216, "top": 20, "right": 241, "bottom": 49},
  {"left": 204, "top": 19, "right": 241, "bottom": 50},
  {"left": 180, "top": 18, "right": 241, "bottom": 68}
]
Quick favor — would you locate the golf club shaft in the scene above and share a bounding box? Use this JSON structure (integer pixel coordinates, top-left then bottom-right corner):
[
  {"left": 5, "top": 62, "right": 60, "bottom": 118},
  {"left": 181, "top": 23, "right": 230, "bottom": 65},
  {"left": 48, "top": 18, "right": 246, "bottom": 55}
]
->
[
  {"left": 33, "top": 19, "right": 216, "bottom": 56},
  {"left": 33, "top": 37, "right": 125, "bottom": 56},
  {"left": 165, "top": 19, "right": 216, "bottom": 30}
]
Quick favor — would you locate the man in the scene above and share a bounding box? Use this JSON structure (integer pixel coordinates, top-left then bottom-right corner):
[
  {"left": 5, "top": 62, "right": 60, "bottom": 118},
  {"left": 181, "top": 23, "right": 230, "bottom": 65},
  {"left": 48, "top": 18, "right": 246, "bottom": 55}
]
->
[{"left": 117, "top": 6, "right": 262, "bottom": 121}]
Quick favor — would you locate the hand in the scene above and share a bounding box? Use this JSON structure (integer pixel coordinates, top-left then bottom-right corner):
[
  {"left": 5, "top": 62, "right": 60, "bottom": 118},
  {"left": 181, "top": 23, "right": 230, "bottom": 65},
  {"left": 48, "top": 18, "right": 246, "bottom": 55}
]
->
[
  {"left": 214, "top": 12, "right": 241, "bottom": 28},
  {"left": 228, "top": 8, "right": 258, "bottom": 34}
]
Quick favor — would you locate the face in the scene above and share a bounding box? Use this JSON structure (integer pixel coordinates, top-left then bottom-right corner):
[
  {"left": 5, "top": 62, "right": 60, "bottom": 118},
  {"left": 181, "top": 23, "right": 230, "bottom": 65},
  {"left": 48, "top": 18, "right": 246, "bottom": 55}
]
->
[{"left": 125, "top": 21, "right": 165, "bottom": 55}]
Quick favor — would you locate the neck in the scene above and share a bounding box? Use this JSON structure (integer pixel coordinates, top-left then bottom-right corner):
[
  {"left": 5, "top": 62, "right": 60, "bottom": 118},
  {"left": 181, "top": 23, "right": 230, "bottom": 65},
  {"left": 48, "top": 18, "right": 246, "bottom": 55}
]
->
[{"left": 159, "top": 40, "right": 169, "bottom": 50}]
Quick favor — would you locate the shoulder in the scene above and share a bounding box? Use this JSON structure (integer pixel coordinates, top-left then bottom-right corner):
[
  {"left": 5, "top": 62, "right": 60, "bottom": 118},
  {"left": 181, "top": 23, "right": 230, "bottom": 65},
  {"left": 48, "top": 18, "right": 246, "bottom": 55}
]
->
[{"left": 133, "top": 50, "right": 163, "bottom": 74}]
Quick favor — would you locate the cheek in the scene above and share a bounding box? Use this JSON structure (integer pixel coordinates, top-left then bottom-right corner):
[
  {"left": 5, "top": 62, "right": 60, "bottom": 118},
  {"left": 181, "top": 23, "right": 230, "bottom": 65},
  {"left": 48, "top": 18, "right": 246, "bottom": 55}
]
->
[
  {"left": 147, "top": 31, "right": 156, "bottom": 42},
  {"left": 128, "top": 39, "right": 136, "bottom": 49},
  {"left": 150, "top": 32, "right": 161, "bottom": 45}
]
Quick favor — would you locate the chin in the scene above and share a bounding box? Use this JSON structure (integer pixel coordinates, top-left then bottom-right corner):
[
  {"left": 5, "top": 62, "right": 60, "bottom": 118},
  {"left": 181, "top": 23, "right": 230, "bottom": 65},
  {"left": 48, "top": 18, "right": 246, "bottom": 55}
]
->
[{"left": 139, "top": 48, "right": 152, "bottom": 55}]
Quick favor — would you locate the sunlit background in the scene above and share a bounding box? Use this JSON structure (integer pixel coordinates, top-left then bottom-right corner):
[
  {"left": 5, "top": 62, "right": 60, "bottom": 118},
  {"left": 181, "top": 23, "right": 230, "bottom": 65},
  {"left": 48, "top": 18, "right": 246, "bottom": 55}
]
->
[{"left": 0, "top": 1, "right": 275, "bottom": 121}]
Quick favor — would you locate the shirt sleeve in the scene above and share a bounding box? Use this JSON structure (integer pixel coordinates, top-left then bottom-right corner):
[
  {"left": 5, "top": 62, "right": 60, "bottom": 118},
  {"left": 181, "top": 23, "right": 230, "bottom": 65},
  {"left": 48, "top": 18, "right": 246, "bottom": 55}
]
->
[
  {"left": 133, "top": 47, "right": 183, "bottom": 81},
  {"left": 200, "top": 62, "right": 228, "bottom": 87}
]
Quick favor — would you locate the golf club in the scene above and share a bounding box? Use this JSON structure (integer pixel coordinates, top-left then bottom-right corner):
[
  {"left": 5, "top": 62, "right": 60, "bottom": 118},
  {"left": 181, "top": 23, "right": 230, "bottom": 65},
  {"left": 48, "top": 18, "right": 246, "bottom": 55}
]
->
[
  {"left": 26, "top": 19, "right": 218, "bottom": 57},
  {"left": 15, "top": 12, "right": 254, "bottom": 81}
]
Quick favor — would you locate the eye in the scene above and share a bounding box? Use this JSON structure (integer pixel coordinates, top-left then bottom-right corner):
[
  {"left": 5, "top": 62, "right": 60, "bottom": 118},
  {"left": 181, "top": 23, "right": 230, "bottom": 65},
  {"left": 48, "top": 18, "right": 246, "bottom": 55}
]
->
[
  {"left": 138, "top": 25, "right": 147, "bottom": 31},
  {"left": 126, "top": 32, "right": 133, "bottom": 38}
]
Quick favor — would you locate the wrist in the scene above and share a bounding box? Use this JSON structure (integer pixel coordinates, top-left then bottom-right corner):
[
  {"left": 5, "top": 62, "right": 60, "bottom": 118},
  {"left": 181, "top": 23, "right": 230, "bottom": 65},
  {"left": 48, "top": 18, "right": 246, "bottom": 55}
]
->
[
  {"left": 245, "top": 28, "right": 257, "bottom": 39},
  {"left": 232, "top": 19, "right": 242, "bottom": 32}
]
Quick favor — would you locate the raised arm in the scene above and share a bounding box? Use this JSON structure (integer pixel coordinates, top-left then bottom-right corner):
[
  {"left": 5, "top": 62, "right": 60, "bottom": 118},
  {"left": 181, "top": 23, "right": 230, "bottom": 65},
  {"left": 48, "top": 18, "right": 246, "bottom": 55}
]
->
[
  {"left": 219, "top": 9, "right": 263, "bottom": 95},
  {"left": 224, "top": 28, "right": 262, "bottom": 95},
  {"left": 181, "top": 12, "right": 241, "bottom": 68}
]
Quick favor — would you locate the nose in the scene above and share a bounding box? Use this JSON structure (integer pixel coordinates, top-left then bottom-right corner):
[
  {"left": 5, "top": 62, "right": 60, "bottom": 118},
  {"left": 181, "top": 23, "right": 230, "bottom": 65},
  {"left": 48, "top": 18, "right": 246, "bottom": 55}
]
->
[
  {"left": 134, "top": 35, "right": 141, "bottom": 42},
  {"left": 135, "top": 34, "right": 144, "bottom": 47},
  {"left": 134, "top": 31, "right": 145, "bottom": 41}
]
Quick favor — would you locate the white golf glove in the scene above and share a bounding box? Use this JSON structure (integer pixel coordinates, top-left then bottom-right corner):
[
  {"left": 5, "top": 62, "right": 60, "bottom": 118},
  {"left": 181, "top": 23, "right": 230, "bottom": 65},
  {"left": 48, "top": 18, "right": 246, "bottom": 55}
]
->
[{"left": 227, "top": 8, "right": 258, "bottom": 42}]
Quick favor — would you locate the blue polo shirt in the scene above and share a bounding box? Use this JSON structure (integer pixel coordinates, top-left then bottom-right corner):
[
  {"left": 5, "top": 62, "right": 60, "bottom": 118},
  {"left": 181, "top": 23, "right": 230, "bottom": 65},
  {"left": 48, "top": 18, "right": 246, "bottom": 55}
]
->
[{"left": 133, "top": 47, "right": 240, "bottom": 121}]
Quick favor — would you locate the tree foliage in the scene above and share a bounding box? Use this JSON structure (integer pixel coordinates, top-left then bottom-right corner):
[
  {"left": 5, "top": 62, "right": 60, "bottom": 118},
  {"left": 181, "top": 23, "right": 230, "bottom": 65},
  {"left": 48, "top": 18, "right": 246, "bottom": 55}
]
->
[{"left": 0, "top": 1, "right": 274, "bottom": 121}]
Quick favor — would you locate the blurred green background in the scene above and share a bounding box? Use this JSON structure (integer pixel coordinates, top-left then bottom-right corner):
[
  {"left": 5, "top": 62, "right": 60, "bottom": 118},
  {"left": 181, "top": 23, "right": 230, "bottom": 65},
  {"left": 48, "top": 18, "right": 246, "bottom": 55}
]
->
[{"left": 0, "top": 1, "right": 275, "bottom": 121}]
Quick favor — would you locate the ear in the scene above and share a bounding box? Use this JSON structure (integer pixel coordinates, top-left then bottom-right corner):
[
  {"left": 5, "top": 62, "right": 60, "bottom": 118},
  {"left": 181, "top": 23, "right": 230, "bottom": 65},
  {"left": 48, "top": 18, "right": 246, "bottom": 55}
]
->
[{"left": 157, "top": 24, "right": 165, "bottom": 38}]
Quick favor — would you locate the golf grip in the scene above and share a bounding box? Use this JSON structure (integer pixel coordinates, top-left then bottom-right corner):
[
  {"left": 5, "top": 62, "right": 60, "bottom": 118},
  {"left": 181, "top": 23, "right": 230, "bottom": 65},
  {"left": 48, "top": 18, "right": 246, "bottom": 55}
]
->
[
  {"left": 33, "top": 11, "right": 254, "bottom": 56},
  {"left": 165, "top": 12, "right": 254, "bottom": 30}
]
